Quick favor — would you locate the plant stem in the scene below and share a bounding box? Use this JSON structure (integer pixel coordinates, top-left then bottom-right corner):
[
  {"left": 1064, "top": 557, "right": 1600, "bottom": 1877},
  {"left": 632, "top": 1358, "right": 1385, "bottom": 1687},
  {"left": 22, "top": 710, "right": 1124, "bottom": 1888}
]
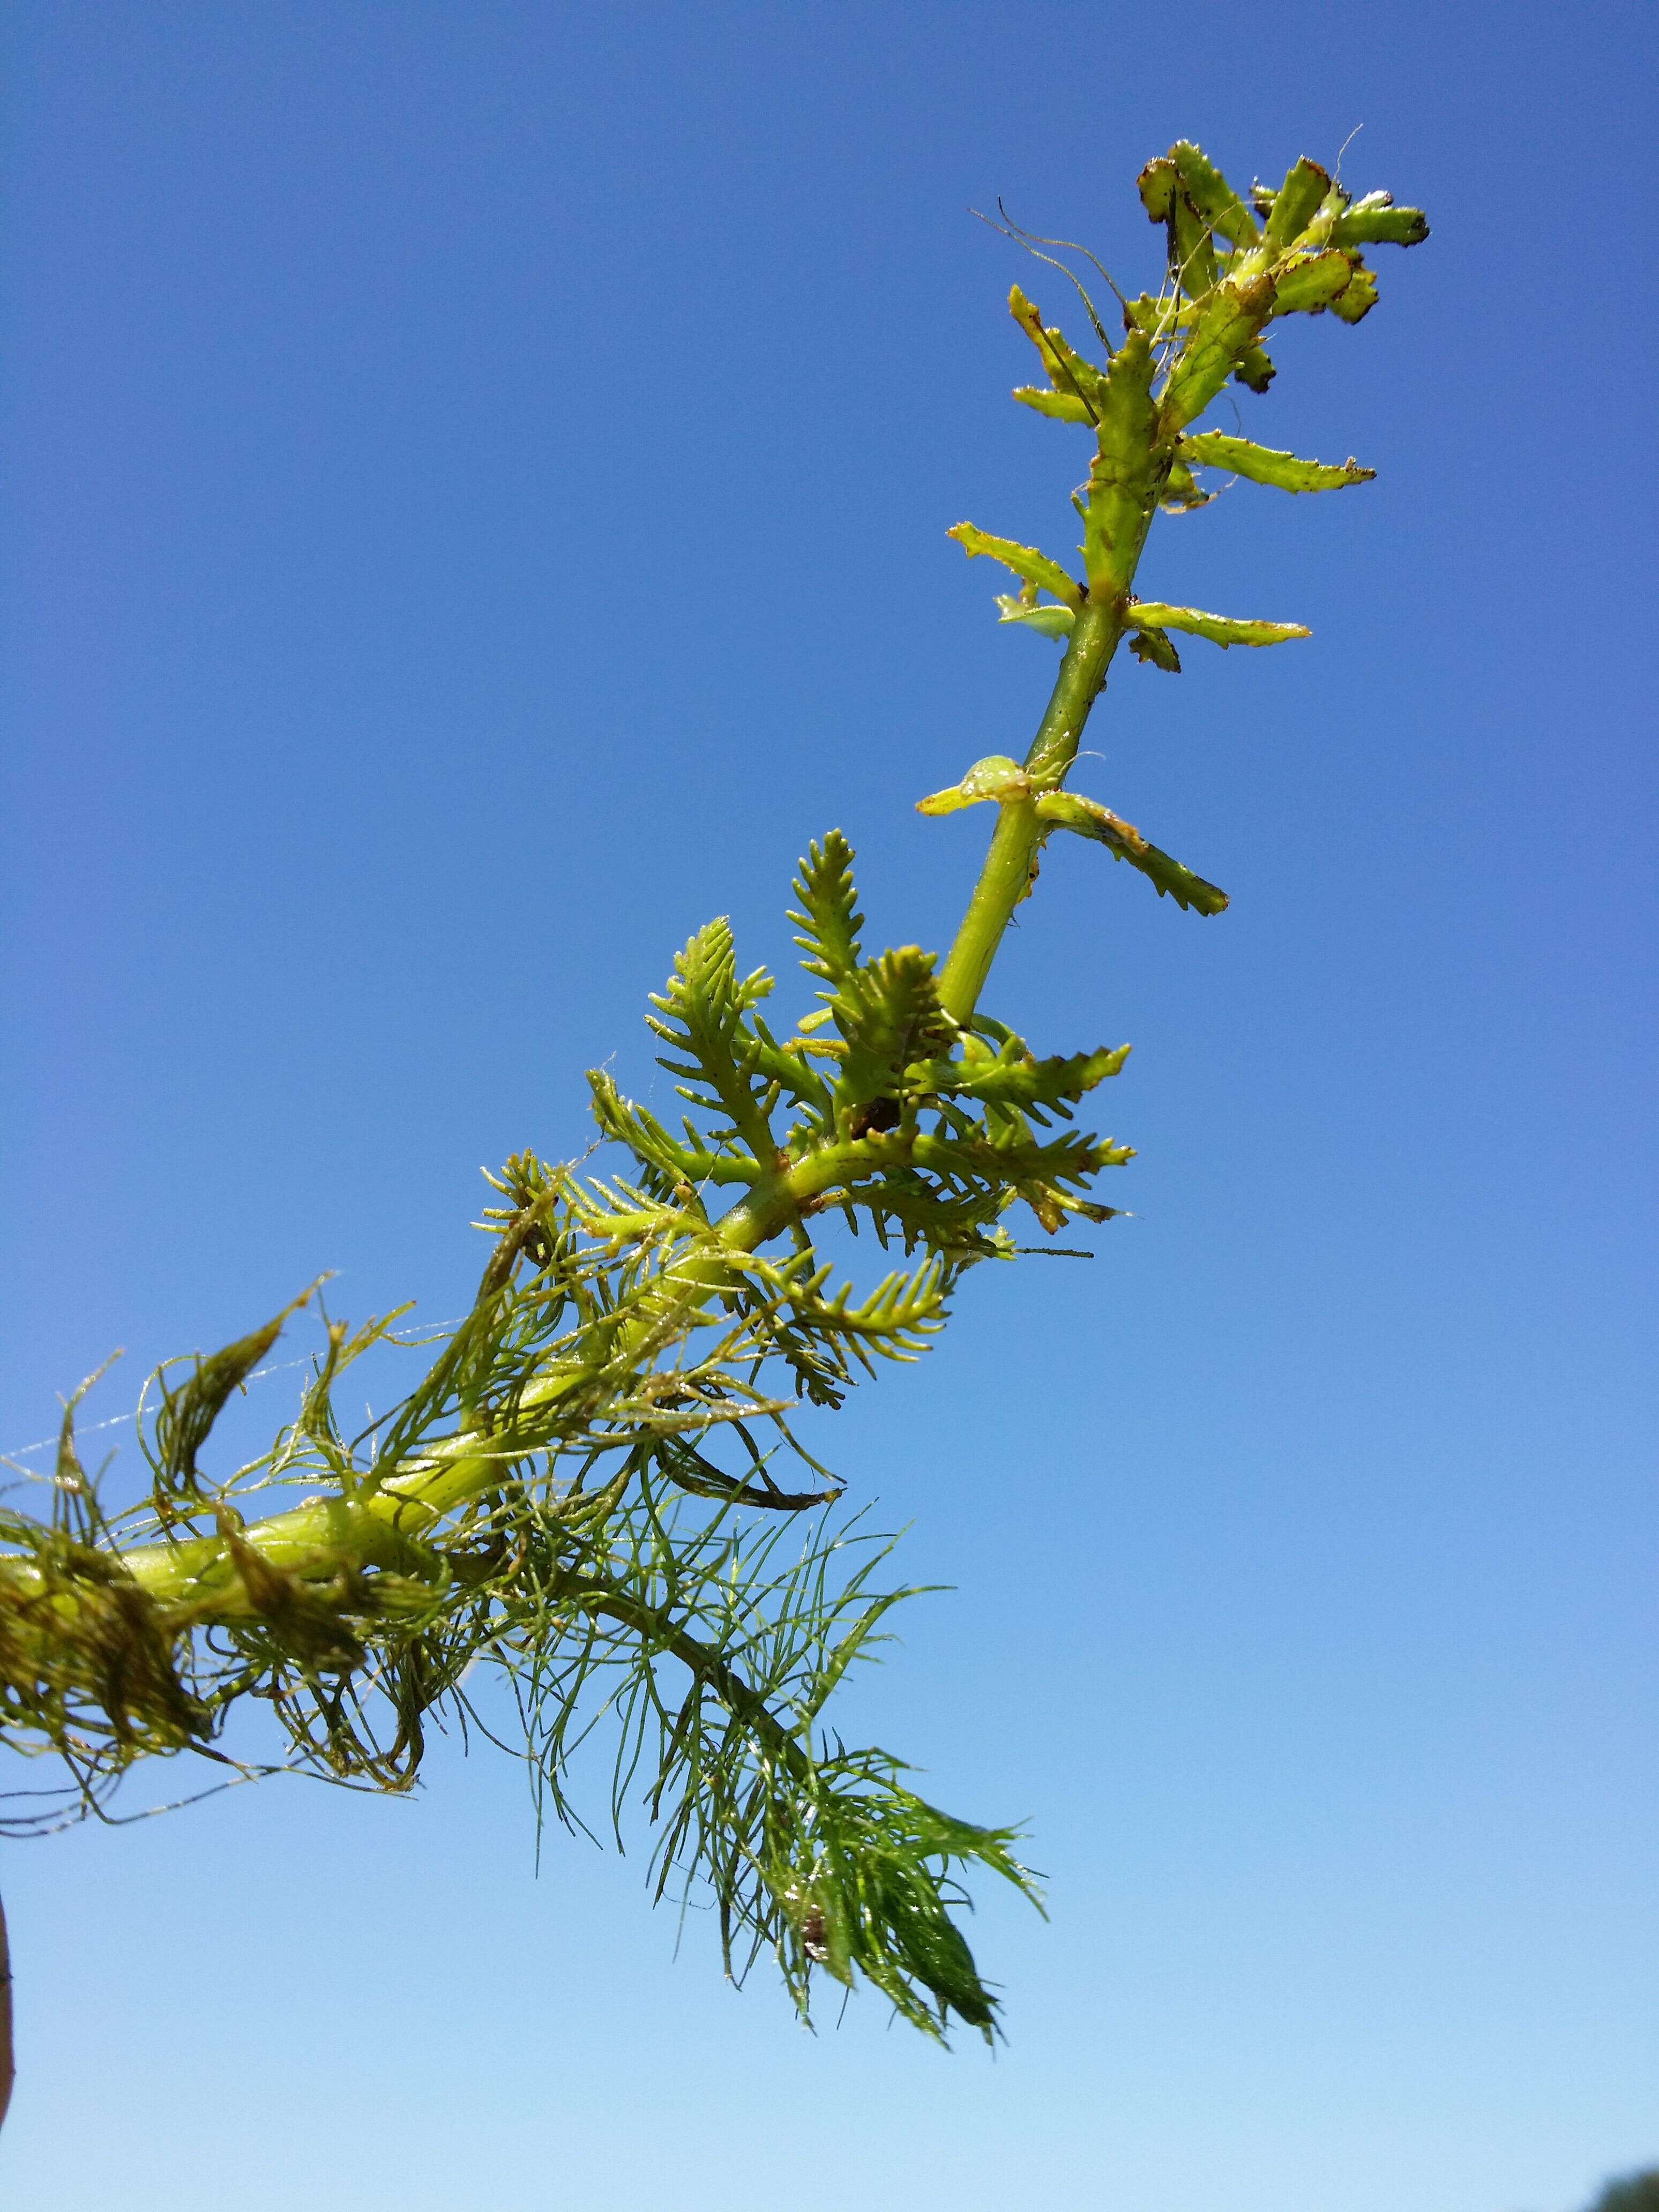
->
[{"left": 936, "top": 596, "right": 1129, "bottom": 1025}]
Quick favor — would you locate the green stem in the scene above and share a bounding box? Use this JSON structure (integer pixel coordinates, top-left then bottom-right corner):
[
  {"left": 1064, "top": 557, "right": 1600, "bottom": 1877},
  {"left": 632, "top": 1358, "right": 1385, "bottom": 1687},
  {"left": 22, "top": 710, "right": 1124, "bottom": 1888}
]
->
[
  {"left": 107, "top": 1185, "right": 812, "bottom": 1611},
  {"left": 936, "top": 599, "right": 1126, "bottom": 1025}
]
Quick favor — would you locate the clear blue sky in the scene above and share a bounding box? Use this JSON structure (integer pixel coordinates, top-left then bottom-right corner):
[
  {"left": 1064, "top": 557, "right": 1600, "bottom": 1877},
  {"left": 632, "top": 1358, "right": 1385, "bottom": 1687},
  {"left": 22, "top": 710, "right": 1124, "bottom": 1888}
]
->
[{"left": 2, "top": 5, "right": 1654, "bottom": 2208}]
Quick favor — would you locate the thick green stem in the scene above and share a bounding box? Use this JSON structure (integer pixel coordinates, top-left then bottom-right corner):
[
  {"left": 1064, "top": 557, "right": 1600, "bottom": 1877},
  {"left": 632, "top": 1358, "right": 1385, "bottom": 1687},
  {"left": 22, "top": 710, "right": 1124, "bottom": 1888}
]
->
[
  {"left": 936, "top": 599, "right": 1126, "bottom": 1025},
  {"left": 108, "top": 1182, "right": 806, "bottom": 1613}
]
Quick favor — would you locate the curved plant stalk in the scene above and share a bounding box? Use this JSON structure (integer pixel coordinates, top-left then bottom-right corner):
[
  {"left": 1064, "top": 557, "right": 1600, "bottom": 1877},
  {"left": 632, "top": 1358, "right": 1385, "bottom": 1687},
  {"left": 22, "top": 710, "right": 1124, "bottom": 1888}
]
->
[{"left": 0, "top": 141, "right": 1425, "bottom": 2060}]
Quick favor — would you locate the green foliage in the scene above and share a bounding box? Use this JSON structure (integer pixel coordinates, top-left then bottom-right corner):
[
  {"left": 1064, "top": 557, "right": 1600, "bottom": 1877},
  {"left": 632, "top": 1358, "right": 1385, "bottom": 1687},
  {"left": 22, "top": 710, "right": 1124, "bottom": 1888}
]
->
[
  {"left": 947, "top": 521, "right": 1080, "bottom": 606},
  {"left": 790, "top": 831, "right": 865, "bottom": 1001},
  {"left": 1, "top": 136, "right": 1425, "bottom": 2049},
  {"left": 1036, "top": 793, "right": 1230, "bottom": 916},
  {"left": 1179, "top": 430, "right": 1374, "bottom": 493},
  {"left": 1130, "top": 622, "right": 1184, "bottom": 671},
  {"left": 995, "top": 587, "right": 1077, "bottom": 640},
  {"left": 1128, "top": 601, "right": 1311, "bottom": 649},
  {"left": 1331, "top": 192, "right": 1430, "bottom": 250}
]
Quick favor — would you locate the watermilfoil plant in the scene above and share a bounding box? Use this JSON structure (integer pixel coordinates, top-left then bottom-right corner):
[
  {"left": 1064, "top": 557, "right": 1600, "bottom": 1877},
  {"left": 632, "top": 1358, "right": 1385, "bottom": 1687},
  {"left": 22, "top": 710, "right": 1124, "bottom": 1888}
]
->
[{"left": 0, "top": 141, "right": 1425, "bottom": 2088}]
